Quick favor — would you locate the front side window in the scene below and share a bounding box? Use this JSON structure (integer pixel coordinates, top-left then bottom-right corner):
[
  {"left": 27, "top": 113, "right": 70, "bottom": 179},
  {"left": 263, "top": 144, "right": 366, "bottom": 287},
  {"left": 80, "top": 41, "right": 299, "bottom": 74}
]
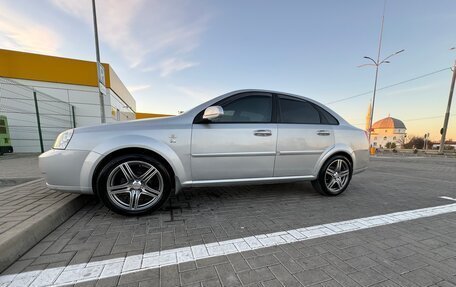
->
[
  {"left": 211, "top": 95, "right": 272, "bottom": 123},
  {"left": 279, "top": 98, "right": 320, "bottom": 124}
]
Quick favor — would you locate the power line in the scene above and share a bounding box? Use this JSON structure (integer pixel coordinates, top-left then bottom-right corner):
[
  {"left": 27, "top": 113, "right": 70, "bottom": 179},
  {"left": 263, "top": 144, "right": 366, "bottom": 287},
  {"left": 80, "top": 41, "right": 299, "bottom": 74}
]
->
[
  {"left": 404, "top": 115, "right": 445, "bottom": 122},
  {"left": 326, "top": 67, "right": 451, "bottom": 105}
]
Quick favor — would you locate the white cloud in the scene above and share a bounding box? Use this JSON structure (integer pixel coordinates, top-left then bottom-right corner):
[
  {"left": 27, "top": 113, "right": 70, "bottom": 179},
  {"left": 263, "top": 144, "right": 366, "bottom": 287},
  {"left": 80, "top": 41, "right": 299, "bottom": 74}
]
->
[
  {"left": 127, "top": 84, "right": 151, "bottom": 93},
  {"left": 0, "top": 2, "right": 61, "bottom": 54},
  {"left": 51, "top": 0, "right": 209, "bottom": 71},
  {"left": 51, "top": 0, "right": 146, "bottom": 68},
  {"left": 144, "top": 58, "right": 199, "bottom": 77},
  {"left": 174, "top": 85, "right": 217, "bottom": 102}
]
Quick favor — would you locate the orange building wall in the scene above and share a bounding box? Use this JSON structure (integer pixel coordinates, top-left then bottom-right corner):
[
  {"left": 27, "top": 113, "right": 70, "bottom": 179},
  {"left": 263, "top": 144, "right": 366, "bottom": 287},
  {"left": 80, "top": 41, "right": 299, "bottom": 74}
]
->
[
  {"left": 135, "top": 112, "right": 173, "bottom": 119},
  {"left": 0, "top": 49, "right": 135, "bottom": 111}
]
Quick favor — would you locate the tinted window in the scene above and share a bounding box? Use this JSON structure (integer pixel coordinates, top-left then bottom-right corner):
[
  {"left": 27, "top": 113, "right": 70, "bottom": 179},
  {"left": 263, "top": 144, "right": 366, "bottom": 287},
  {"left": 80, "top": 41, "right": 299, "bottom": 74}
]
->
[
  {"left": 211, "top": 95, "right": 272, "bottom": 123},
  {"left": 279, "top": 98, "right": 320, "bottom": 124},
  {"left": 314, "top": 105, "right": 339, "bottom": 125}
]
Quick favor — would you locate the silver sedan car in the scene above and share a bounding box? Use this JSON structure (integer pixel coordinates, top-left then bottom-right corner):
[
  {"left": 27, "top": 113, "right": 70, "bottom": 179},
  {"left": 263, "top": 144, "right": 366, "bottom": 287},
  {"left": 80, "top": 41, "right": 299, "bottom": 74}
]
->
[{"left": 39, "top": 90, "right": 369, "bottom": 215}]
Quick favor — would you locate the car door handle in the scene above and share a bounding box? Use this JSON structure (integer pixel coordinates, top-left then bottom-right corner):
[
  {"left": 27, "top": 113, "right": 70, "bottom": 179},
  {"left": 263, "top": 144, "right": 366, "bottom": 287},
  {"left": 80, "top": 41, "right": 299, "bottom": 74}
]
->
[
  {"left": 254, "top": 130, "right": 272, "bottom": 137},
  {"left": 316, "top": 130, "right": 331, "bottom": 136}
]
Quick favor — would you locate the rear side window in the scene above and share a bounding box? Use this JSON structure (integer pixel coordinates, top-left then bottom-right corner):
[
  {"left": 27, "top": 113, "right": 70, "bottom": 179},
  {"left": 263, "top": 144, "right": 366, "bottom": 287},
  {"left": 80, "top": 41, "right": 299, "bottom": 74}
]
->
[
  {"left": 279, "top": 98, "right": 320, "bottom": 124},
  {"left": 314, "top": 105, "right": 339, "bottom": 125}
]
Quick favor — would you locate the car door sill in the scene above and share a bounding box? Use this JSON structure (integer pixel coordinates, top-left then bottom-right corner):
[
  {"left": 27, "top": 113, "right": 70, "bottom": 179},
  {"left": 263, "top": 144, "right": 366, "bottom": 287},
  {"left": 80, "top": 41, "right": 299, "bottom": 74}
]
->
[{"left": 183, "top": 175, "right": 316, "bottom": 187}]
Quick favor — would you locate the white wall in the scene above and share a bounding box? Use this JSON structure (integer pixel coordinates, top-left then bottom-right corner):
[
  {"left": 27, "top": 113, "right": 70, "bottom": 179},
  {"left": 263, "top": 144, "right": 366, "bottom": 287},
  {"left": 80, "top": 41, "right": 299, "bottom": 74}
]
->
[
  {"left": 107, "top": 89, "right": 136, "bottom": 123},
  {"left": 0, "top": 78, "right": 135, "bottom": 153}
]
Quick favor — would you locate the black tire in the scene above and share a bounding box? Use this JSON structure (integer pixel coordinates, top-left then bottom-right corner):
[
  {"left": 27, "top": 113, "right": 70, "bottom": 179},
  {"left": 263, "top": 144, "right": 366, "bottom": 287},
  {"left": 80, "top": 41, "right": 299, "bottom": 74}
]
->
[
  {"left": 311, "top": 155, "right": 352, "bottom": 196},
  {"left": 96, "top": 153, "right": 172, "bottom": 216}
]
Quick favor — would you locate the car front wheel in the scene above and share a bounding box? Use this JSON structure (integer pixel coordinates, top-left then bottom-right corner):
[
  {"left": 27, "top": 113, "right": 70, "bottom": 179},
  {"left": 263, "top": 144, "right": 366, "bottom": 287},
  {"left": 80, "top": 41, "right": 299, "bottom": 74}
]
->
[
  {"left": 96, "top": 154, "right": 171, "bottom": 216},
  {"left": 311, "top": 155, "right": 352, "bottom": 196}
]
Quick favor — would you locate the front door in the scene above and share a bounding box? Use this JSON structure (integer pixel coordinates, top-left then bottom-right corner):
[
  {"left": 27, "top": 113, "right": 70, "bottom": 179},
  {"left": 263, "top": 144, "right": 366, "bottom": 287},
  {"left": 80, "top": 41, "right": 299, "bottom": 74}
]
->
[{"left": 191, "top": 93, "right": 277, "bottom": 181}]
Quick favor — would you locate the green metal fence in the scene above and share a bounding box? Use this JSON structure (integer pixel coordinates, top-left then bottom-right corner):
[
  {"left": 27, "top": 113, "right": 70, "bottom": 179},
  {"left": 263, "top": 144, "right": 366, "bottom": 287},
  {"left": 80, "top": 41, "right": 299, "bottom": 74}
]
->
[{"left": 0, "top": 77, "right": 75, "bottom": 153}]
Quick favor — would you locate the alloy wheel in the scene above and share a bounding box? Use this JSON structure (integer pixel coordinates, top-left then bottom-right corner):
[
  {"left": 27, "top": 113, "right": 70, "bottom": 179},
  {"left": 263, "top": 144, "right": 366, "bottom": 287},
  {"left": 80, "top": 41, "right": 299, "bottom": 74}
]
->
[
  {"left": 324, "top": 159, "right": 350, "bottom": 193},
  {"left": 106, "top": 160, "right": 163, "bottom": 212}
]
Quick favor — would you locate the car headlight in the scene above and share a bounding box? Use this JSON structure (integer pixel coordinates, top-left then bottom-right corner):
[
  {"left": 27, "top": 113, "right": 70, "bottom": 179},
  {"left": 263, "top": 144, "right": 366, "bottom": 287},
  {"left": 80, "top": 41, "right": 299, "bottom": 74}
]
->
[{"left": 53, "top": 129, "right": 74, "bottom": 150}]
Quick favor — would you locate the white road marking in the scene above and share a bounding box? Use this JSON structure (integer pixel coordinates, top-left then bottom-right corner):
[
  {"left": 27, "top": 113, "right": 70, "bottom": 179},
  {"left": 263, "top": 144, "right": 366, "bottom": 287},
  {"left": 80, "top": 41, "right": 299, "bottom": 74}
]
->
[
  {"left": 440, "top": 196, "right": 456, "bottom": 201},
  {"left": 2, "top": 203, "right": 456, "bottom": 286}
]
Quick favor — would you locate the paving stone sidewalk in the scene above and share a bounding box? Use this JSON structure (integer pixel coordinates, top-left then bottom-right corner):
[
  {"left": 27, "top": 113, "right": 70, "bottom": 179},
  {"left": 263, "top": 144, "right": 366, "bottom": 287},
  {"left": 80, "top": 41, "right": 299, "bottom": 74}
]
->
[
  {"left": 1, "top": 156, "right": 456, "bottom": 286},
  {"left": 89, "top": 211, "right": 456, "bottom": 286},
  {"left": 0, "top": 180, "right": 78, "bottom": 235},
  {"left": 4, "top": 206, "right": 456, "bottom": 287},
  {"left": 0, "top": 179, "right": 89, "bottom": 273}
]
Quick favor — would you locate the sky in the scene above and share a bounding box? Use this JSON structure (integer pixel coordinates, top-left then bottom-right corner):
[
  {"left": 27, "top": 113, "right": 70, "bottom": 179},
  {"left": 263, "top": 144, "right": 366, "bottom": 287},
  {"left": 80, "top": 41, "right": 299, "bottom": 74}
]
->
[{"left": 0, "top": 0, "right": 455, "bottom": 140}]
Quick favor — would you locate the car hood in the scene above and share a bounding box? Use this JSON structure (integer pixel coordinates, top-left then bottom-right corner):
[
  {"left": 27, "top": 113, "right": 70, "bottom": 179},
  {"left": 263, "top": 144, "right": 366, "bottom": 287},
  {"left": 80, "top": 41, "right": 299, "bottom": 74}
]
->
[{"left": 72, "top": 114, "right": 187, "bottom": 135}]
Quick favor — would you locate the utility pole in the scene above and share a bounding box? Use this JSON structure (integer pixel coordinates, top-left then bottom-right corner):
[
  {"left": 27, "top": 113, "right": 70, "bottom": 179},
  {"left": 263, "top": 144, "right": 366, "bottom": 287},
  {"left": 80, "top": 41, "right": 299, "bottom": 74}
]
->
[
  {"left": 92, "top": 0, "right": 106, "bottom": 123},
  {"left": 438, "top": 58, "right": 456, "bottom": 154}
]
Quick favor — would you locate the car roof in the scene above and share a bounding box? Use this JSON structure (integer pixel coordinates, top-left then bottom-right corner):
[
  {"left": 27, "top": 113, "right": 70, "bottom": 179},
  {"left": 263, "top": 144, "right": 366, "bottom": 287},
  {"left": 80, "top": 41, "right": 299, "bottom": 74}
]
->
[{"left": 184, "top": 89, "right": 350, "bottom": 126}]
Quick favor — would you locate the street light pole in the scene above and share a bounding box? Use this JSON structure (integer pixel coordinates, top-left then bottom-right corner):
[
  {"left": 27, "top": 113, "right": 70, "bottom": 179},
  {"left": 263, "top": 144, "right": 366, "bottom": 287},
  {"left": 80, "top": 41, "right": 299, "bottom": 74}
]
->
[
  {"left": 358, "top": 1, "right": 404, "bottom": 145},
  {"left": 92, "top": 0, "right": 106, "bottom": 123},
  {"left": 368, "top": 63, "right": 380, "bottom": 144},
  {"left": 438, "top": 55, "right": 456, "bottom": 154},
  {"left": 367, "top": 1, "right": 386, "bottom": 145}
]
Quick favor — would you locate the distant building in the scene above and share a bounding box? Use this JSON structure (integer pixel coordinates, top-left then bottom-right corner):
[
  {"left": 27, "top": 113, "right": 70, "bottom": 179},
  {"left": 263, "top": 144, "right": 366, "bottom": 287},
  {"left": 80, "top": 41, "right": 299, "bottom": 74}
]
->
[
  {"left": 136, "top": 112, "right": 173, "bottom": 119},
  {"left": 370, "top": 116, "right": 407, "bottom": 148},
  {"left": 0, "top": 49, "right": 136, "bottom": 152}
]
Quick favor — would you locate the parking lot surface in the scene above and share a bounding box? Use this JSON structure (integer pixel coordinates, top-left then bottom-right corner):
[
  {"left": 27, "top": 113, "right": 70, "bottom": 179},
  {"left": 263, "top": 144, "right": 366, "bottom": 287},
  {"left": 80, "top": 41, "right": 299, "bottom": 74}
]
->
[
  {"left": 0, "top": 153, "right": 41, "bottom": 180},
  {"left": 0, "top": 153, "right": 41, "bottom": 190},
  {"left": 1, "top": 156, "right": 456, "bottom": 286}
]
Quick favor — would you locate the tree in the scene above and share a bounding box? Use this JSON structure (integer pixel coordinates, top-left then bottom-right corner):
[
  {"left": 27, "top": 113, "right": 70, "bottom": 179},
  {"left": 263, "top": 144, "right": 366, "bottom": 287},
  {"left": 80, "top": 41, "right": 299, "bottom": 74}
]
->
[
  {"left": 391, "top": 142, "right": 397, "bottom": 149},
  {"left": 403, "top": 136, "right": 425, "bottom": 149},
  {"left": 397, "top": 135, "right": 407, "bottom": 147}
]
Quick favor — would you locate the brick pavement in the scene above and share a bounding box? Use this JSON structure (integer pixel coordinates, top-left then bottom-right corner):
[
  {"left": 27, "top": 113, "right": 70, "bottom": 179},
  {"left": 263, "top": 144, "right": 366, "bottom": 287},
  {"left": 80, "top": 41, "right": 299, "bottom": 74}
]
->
[
  {"left": 0, "top": 180, "right": 78, "bottom": 235},
  {"left": 3, "top": 209, "right": 456, "bottom": 287},
  {"left": 0, "top": 178, "right": 88, "bottom": 274},
  {"left": 1, "top": 156, "right": 456, "bottom": 286},
  {"left": 106, "top": 212, "right": 456, "bottom": 286}
]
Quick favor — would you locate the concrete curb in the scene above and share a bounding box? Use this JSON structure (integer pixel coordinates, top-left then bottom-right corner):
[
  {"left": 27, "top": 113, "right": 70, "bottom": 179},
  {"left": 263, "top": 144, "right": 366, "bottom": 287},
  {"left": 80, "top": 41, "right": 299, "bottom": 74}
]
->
[{"left": 0, "top": 179, "right": 89, "bottom": 273}]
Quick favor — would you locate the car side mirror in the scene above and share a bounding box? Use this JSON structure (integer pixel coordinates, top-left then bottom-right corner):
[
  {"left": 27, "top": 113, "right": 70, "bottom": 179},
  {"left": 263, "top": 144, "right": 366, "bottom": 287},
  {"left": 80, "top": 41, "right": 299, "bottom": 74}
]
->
[{"left": 202, "top": 106, "right": 224, "bottom": 120}]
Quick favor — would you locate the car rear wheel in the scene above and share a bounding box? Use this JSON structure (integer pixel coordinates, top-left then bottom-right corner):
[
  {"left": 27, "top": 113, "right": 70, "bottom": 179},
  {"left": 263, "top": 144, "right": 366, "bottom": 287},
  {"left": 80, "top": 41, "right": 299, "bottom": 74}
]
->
[
  {"left": 311, "top": 155, "right": 352, "bottom": 196},
  {"left": 96, "top": 154, "right": 171, "bottom": 216}
]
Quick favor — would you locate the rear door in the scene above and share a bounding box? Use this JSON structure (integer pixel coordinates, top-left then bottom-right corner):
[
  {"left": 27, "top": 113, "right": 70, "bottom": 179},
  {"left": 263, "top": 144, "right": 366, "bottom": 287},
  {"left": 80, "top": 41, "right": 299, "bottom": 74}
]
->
[{"left": 274, "top": 95, "right": 336, "bottom": 177}]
